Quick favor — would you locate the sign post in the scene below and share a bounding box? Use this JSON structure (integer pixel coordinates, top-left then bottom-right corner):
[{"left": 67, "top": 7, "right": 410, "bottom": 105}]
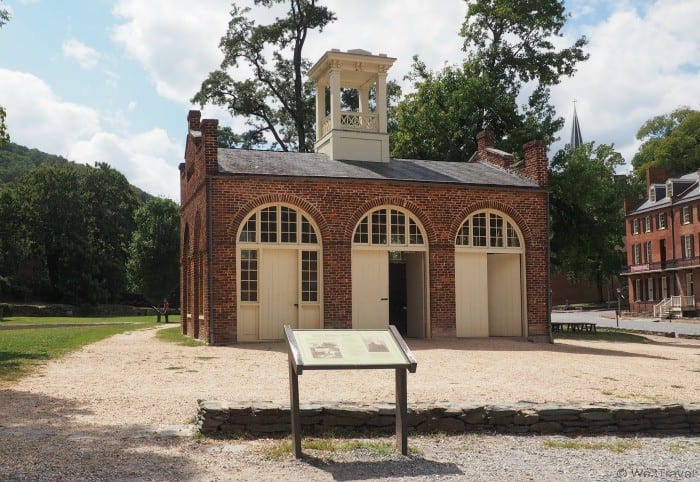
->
[{"left": 284, "top": 325, "right": 417, "bottom": 458}]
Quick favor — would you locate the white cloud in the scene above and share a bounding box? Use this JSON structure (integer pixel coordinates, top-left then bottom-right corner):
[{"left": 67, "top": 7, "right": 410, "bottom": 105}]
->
[
  {"left": 112, "top": 0, "right": 229, "bottom": 103},
  {"left": 62, "top": 38, "right": 101, "bottom": 70},
  {"left": 69, "top": 129, "right": 181, "bottom": 199},
  {"left": 551, "top": 0, "right": 700, "bottom": 168},
  {"left": 0, "top": 69, "right": 100, "bottom": 154},
  {"left": 0, "top": 69, "right": 182, "bottom": 200},
  {"left": 110, "top": 0, "right": 466, "bottom": 105},
  {"left": 127, "top": 101, "right": 137, "bottom": 111}
]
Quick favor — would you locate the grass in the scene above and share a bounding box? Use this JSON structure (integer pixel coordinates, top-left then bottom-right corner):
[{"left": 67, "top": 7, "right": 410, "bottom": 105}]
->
[
  {"left": 261, "top": 437, "right": 402, "bottom": 460},
  {"left": 554, "top": 328, "right": 653, "bottom": 344},
  {"left": 0, "top": 315, "right": 152, "bottom": 325},
  {"left": 543, "top": 438, "right": 642, "bottom": 453},
  {"left": 155, "top": 326, "right": 205, "bottom": 346},
  {"left": 0, "top": 316, "right": 156, "bottom": 381}
]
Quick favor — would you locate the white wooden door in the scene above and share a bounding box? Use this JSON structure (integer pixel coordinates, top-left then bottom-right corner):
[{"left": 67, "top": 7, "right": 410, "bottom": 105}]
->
[
  {"left": 487, "top": 253, "right": 522, "bottom": 336},
  {"left": 455, "top": 252, "right": 489, "bottom": 337},
  {"left": 260, "top": 249, "right": 298, "bottom": 340},
  {"left": 405, "top": 252, "right": 425, "bottom": 338},
  {"left": 352, "top": 250, "right": 389, "bottom": 329}
]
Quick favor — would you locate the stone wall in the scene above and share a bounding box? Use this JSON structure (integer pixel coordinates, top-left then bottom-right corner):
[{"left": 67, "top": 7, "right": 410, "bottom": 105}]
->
[{"left": 198, "top": 400, "right": 700, "bottom": 436}]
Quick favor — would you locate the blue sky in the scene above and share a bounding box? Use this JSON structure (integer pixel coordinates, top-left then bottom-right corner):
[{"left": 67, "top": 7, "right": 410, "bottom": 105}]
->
[{"left": 1, "top": 0, "right": 698, "bottom": 200}]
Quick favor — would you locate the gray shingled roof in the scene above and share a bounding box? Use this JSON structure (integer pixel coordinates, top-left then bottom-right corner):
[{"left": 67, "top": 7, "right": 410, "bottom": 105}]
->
[
  {"left": 630, "top": 171, "right": 700, "bottom": 214},
  {"left": 217, "top": 148, "right": 539, "bottom": 188}
]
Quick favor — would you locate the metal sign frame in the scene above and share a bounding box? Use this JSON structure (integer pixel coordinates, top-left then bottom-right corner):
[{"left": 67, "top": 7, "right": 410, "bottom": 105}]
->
[{"left": 284, "top": 325, "right": 417, "bottom": 458}]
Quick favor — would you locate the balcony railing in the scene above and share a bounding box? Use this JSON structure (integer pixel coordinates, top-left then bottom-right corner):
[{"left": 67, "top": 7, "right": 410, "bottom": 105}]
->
[
  {"left": 319, "top": 112, "right": 379, "bottom": 138},
  {"left": 622, "top": 256, "right": 700, "bottom": 274}
]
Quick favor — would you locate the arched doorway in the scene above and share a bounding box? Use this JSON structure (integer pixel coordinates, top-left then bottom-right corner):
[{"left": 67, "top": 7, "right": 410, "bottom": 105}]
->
[
  {"left": 351, "top": 206, "right": 428, "bottom": 337},
  {"left": 455, "top": 210, "right": 526, "bottom": 337},
  {"left": 236, "top": 204, "right": 322, "bottom": 341}
]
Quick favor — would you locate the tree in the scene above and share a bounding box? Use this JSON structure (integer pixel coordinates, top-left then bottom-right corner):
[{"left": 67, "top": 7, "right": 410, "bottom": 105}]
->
[
  {"left": 82, "top": 163, "right": 139, "bottom": 302},
  {"left": 392, "top": 0, "right": 587, "bottom": 160},
  {"left": 0, "top": 4, "right": 10, "bottom": 146},
  {"left": 193, "top": 0, "right": 336, "bottom": 152},
  {"left": 549, "top": 143, "right": 628, "bottom": 300},
  {"left": 126, "top": 198, "right": 180, "bottom": 305},
  {"left": 17, "top": 164, "right": 99, "bottom": 303},
  {"left": 631, "top": 108, "right": 700, "bottom": 179}
]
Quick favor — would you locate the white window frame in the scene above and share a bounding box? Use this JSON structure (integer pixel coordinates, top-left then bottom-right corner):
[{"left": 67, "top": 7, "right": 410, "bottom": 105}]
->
[
  {"left": 661, "top": 277, "right": 668, "bottom": 299},
  {"left": 632, "top": 244, "right": 642, "bottom": 265},
  {"left": 352, "top": 206, "right": 426, "bottom": 249},
  {"left": 455, "top": 210, "right": 524, "bottom": 252},
  {"left": 686, "top": 272, "right": 694, "bottom": 296},
  {"left": 644, "top": 241, "right": 652, "bottom": 263},
  {"left": 682, "top": 206, "right": 691, "bottom": 224},
  {"left": 634, "top": 279, "right": 642, "bottom": 302},
  {"left": 658, "top": 212, "right": 667, "bottom": 230},
  {"left": 632, "top": 218, "right": 639, "bottom": 234},
  {"left": 647, "top": 278, "right": 654, "bottom": 301},
  {"left": 682, "top": 235, "right": 694, "bottom": 259},
  {"left": 644, "top": 216, "right": 652, "bottom": 233}
]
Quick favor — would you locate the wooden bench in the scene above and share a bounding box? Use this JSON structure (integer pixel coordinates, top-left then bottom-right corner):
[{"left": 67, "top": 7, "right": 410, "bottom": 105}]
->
[{"left": 551, "top": 321, "right": 597, "bottom": 333}]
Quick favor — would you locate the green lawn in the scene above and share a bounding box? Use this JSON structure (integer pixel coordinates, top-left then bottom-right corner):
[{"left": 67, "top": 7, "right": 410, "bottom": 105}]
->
[
  {"left": 0, "top": 316, "right": 156, "bottom": 381},
  {"left": 0, "top": 315, "right": 154, "bottom": 325},
  {"left": 155, "top": 326, "right": 205, "bottom": 346}
]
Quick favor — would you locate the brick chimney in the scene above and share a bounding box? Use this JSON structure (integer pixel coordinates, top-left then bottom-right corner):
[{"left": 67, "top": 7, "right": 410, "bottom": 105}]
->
[
  {"left": 201, "top": 118, "right": 219, "bottom": 175},
  {"left": 473, "top": 130, "right": 514, "bottom": 169},
  {"left": 521, "top": 140, "right": 548, "bottom": 187},
  {"left": 188, "top": 109, "right": 201, "bottom": 131},
  {"left": 646, "top": 167, "right": 669, "bottom": 190}
]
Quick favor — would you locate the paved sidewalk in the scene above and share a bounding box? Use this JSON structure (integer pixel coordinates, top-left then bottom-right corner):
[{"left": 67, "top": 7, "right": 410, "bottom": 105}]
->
[{"left": 552, "top": 310, "right": 700, "bottom": 336}]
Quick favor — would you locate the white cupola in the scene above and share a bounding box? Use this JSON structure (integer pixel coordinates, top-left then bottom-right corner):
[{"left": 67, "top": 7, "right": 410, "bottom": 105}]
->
[{"left": 308, "top": 49, "right": 396, "bottom": 162}]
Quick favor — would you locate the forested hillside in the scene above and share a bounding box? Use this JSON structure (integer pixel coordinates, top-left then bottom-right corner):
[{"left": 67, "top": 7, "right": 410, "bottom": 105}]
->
[
  {"left": 0, "top": 142, "right": 178, "bottom": 306},
  {"left": 0, "top": 142, "right": 153, "bottom": 202}
]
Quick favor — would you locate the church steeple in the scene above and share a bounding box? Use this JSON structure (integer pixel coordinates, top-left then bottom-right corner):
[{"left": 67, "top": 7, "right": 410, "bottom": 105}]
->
[{"left": 570, "top": 103, "right": 583, "bottom": 148}]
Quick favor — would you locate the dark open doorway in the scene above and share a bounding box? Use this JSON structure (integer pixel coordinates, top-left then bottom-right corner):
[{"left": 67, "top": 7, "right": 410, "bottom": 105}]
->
[{"left": 389, "top": 261, "right": 408, "bottom": 335}]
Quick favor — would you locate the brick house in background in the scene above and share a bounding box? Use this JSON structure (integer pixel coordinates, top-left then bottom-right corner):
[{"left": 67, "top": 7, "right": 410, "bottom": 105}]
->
[
  {"left": 179, "top": 49, "right": 551, "bottom": 344},
  {"left": 623, "top": 167, "right": 700, "bottom": 316}
]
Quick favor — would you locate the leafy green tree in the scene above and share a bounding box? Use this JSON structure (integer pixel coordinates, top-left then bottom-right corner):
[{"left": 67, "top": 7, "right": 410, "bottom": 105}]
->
[
  {"left": 194, "top": 0, "right": 336, "bottom": 152},
  {"left": 126, "top": 198, "right": 180, "bottom": 305},
  {"left": 0, "top": 4, "right": 10, "bottom": 146},
  {"left": 631, "top": 108, "right": 700, "bottom": 178},
  {"left": 17, "top": 164, "right": 99, "bottom": 303},
  {"left": 83, "top": 163, "right": 139, "bottom": 302},
  {"left": 392, "top": 0, "right": 587, "bottom": 160},
  {"left": 549, "top": 143, "right": 628, "bottom": 300}
]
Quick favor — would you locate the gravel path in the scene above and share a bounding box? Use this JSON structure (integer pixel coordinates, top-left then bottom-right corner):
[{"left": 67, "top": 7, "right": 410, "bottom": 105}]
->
[{"left": 1, "top": 325, "right": 699, "bottom": 481}]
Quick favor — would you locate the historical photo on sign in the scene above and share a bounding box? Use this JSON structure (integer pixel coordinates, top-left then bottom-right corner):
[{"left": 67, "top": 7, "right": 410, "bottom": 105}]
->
[
  {"left": 309, "top": 341, "right": 342, "bottom": 359},
  {"left": 362, "top": 336, "right": 390, "bottom": 352}
]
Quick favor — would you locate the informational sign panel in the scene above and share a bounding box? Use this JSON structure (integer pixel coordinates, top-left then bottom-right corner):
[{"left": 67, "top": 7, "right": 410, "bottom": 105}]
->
[
  {"left": 291, "top": 329, "right": 412, "bottom": 369},
  {"left": 284, "top": 325, "right": 417, "bottom": 458}
]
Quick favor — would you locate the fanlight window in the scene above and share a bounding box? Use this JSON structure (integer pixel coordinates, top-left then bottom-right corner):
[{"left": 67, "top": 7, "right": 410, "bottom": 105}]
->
[
  {"left": 456, "top": 211, "right": 522, "bottom": 249},
  {"left": 353, "top": 207, "right": 425, "bottom": 246},
  {"left": 239, "top": 205, "right": 319, "bottom": 245}
]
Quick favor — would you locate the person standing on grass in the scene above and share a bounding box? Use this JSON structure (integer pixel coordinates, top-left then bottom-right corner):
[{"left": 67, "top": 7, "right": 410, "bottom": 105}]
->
[{"left": 162, "top": 298, "right": 170, "bottom": 323}]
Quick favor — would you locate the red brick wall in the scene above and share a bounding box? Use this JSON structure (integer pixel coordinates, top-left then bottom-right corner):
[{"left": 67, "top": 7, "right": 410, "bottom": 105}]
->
[
  {"left": 181, "top": 116, "right": 550, "bottom": 344},
  {"left": 206, "top": 177, "right": 549, "bottom": 343}
]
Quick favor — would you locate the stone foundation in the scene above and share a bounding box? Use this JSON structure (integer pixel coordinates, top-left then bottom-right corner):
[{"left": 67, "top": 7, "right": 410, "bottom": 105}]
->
[{"left": 197, "top": 400, "right": 700, "bottom": 436}]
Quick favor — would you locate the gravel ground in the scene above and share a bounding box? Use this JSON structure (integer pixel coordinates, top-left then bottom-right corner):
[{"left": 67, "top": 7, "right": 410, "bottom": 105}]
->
[{"left": 1, "top": 325, "right": 699, "bottom": 481}]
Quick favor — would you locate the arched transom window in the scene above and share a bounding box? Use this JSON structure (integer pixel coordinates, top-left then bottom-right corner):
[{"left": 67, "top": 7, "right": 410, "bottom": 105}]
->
[
  {"left": 237, "top": 204, "right": 321, "bottom": 304},
  {"left": 456, "top": 210, "right": 523, "bottom": 250},
  {"left": 353, "top": 206, "right": 426, "bottom": 247},
  {"left": 239, "top": 205, "right": 319, "bottom": 245}
]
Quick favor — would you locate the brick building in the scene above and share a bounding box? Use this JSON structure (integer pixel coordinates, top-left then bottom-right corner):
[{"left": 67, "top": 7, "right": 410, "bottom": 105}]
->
[
  {"left": 622, "top": 167, "right": 700, "bottom": 316},
  {"left": 179, "top": 49, "right": 551, "bottom": 344}
]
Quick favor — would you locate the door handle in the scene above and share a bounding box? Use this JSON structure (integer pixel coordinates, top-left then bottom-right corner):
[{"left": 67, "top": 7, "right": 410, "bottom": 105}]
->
[
  {"left": 380, "top": 298, "right": 388, "bottom": 301},
  {"left": 294, "top": 303, "right": 299, "bottom": 307}
]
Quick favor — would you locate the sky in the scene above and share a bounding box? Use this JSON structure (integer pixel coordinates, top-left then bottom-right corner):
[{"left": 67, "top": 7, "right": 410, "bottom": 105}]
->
[{"left": 0, "top": 0, "right": 698, "bottom": 201}]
